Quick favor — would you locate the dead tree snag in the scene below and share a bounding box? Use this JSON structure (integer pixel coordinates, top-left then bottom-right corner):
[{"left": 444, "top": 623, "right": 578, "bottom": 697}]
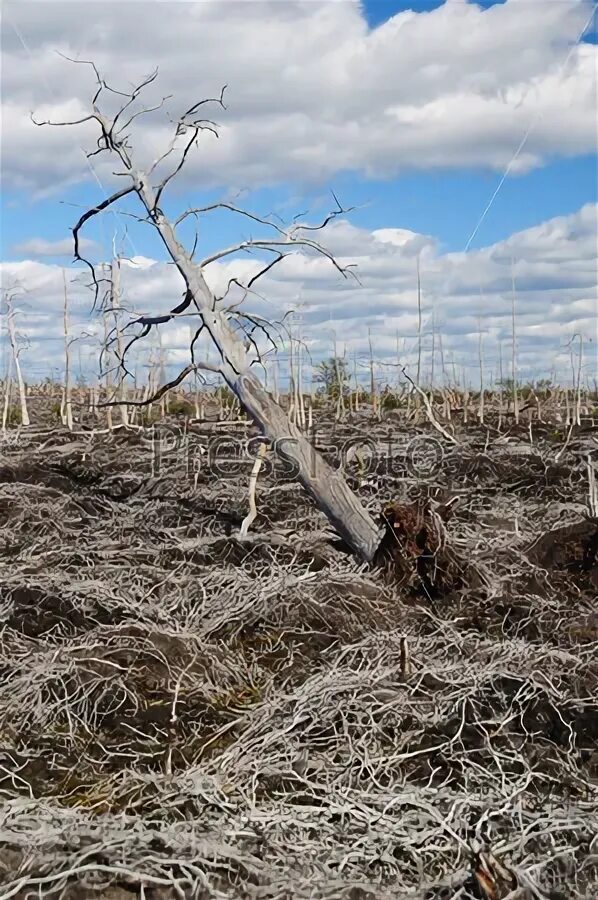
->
[
  {"left": 35, "top": 62, "right": 381, "bottom": 561},
  {"left": 4, "top": 289, "right": 30, "bottom": 428}
]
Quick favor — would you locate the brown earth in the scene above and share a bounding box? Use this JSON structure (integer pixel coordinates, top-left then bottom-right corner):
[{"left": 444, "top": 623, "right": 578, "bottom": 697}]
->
[{"left": 0, "top": 414, "right": 596, "bottom": 899}]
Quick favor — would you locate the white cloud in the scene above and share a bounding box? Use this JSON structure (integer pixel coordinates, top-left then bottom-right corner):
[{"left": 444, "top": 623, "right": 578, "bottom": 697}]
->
[
  {"left": 11, "top": 236, "right": 97, "bottom": 256},
  {"left": 1, "top": 0, "right": 595, "bottom": 192},
  {"left": 120, "top": 256, "right": 158, "bottom": 270},
  {"left": 1, "top": 203, "right": 596, "bottom": 387},
  {"left": 371, "top": 229, "right": 422, "bottom": 249}
]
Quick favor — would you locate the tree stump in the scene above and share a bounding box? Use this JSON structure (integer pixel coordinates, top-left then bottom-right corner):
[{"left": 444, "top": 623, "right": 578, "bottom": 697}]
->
[{"left": 374, "top": 497, "right": 471, "bottom": 597}]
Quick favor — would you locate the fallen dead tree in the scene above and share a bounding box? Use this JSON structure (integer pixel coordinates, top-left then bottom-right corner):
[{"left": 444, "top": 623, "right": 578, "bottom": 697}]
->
[{"left": 35, "top": 63, "right": 381, "bottom": 562}]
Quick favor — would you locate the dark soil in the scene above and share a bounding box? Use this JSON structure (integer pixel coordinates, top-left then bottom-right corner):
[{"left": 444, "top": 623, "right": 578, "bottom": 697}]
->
[{"left": 0, "top": 416, "right": 596, "bottom": 899}]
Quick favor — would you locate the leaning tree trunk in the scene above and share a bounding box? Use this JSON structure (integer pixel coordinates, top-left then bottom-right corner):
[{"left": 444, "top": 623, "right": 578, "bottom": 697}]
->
[
  {"left": 133, "top": 172, "right": 381, "bottom": 561},
  {"left": 235, "top": 372, "right": 380, "bottom": 560}
]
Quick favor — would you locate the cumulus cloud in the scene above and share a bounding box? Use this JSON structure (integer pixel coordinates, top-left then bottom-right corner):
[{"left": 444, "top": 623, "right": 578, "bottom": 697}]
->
[
  {"left": 1, "top": 0, "right": 595, "bottom": 193},
  {"left": 11, "top": 236, "right": 97, "bottom": 256},
  {"left": 1, "top": 203, "right": 596, "bottom": 387}
]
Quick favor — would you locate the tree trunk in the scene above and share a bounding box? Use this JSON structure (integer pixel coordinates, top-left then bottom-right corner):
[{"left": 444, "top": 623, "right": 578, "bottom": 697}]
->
[
  {"left": 498, "top": 340, "right": 504, "bottom": 430},
  {"left": 126, "top": 171, "right": 381, "bottom": 561},
  {"left": 111, "top": 258, "right": 130, "bottom": 427},
  {"left": 6, "top": 302, "right": 29, "bottom": 427},
  {"left": 62, "top": 271, "right": 74, "bottom": 430},
  {"left": 477, "top": 322, "right": 484, "bottom": 425},
  {"left": 1, "top": 354, "right": 13, "bottom": 433},
  {"left": 296, "top": 331, "right": 306, "bottom": 429},
  {"left": 353, "top": 351, "right": 360, "bottom": 412},
  {"left": 102, "top": 312, "right": 113, "bottom": 431},
  {"left": 511, "top": 258, "right": 519, "bottom": 425},
  {"left": 416, "top": 253, "right": 422, "bottom": 390},
  {"left": 288, "top": 331, "right": 296, "bottom": 424},
  {"left": 235, "top": 372, "right": 381, "bottom": 561},
  {"left": 368, "top": 327, "right": 378, "bottom": 419},
  {"left": 574, "top": 335, "right": 583, "bottom": 427}
]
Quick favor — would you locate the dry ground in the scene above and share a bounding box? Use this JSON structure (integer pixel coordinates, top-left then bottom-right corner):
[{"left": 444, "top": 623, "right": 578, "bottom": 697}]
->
[{"left": 0, "top": 414, "right": 596, "bottom": 899}]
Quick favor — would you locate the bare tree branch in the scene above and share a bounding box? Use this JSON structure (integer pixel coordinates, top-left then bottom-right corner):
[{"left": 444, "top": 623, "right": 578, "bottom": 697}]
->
[
  {"left": 174, "top": 202, "right": 288, "bottom": 236},
  {"left": 72, "top": 187, "right": 136, "bottom": 261},
  {"left": 36, "top": 61, "right": 381, "bottom": 561},
  {"left": 401, "top": 366, "right": 460, "bottom": 446},
  {"left": 98, "top": 362, "right": 220, "bottom": 407},
  {"left": 198, "top": 237, "right": 356, "bottom": 279}
]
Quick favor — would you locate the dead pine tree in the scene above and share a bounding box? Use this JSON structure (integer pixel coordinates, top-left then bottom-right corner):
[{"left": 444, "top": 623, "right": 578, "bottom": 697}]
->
[
  {"left": 61, "top": 271, "right": 74, "bottom": 430},
  {"left": 1, "top": 346, "right": 14, "bottom": 434},
  {"left": 569, "top": 332, "right": 584, "bottom": 428},
  {"left": 295, "top": 318, "right": 307, "bottom": 429},
  {"left": 477, "top": 316, "right": 484, "bottom": 426},
  {"left": 416, "top": 252, "right": 423, "bottom": 393},
  {"left": 407, "top": 251, "right": 424, "bottom": 422},
  {"left": 109, "top": 256, "right": 130, "bottom": 428},
  {"left": 330, "top": 330, "right": 346, "bottom": 422},
  {"left": 3, "top": 289, "right": 30, "bottom": 427},
  {"left": 368, "top": 326, "right": 379, "bottom": 419},
  {"left": 497, "top": 339, "right": 504, "bottom": 430},
  {"left": 36, "top": 63, "right": 381, "bottom": 561},
  {"left": 510, "top": 256, "right": 520, "bottom": 425},
  {"left": 287, "top": 323, "right": 297, "bottom": 425},
  {"left": 101, "top": 311, "right": 114, "bottom": 432},
  {"left": 352, "top": 350, "right": 360, "bottom": 412}
]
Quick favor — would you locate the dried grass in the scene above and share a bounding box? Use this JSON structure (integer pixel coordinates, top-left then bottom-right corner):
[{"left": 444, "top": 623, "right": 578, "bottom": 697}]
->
[{"left": 0, "top": 419, "right": 596, "bottom": 899}]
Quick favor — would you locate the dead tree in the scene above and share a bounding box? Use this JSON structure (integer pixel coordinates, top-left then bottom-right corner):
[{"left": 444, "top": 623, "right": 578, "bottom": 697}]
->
[
  {"left": 416, "top": 253, "right": 423, "bottom": 390},
  {"left": 570, "top": 333, "right": 583, "bottom": 428},
  {"left": 1, "top": 351, "right": 14, "bottom": 434},
  {"left": 101, "top": 311, "right": 114, "bottom": 432},
  {"left": 4, "top": 290, "right": 30, "bottom": 427},
  {"left": 35, "top": 63, "right": 381, "bottom": 561},
  {"left": 109, "top": 257, "right": 130, "bottom": 428},
  {"left": 510, "top": 257, "right": 520, "bottom": 424},
  {"left": 61, "top": 271, "right": 74, "bottom": 430},
  {"left": 368, "top": 326, "right": 378, "bottom": 418},
  {"left": 477, "top": 317, "right": 484, "bottom": 426}
]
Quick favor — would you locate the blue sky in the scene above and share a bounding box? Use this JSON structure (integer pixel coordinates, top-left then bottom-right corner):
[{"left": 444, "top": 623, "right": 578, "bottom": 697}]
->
[
  {"left": 2, "top": 0, "right": 596, "bottom": 265},
  {"left": 363, "top": 0, "right": 500, "bottom": 28},
  {"left": 4, "top": 149, "right": 597, "bottom": 263}
]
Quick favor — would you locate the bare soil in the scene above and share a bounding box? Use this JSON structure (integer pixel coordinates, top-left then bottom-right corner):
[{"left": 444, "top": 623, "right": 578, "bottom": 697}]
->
[{"left": 0, "top": 415, "right": 596, "bottom": 899}]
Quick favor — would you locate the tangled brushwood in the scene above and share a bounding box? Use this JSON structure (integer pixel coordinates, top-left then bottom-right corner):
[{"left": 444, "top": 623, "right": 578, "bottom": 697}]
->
[{"left": 0, "top": 416, "right": 597, "bottom": 899}]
